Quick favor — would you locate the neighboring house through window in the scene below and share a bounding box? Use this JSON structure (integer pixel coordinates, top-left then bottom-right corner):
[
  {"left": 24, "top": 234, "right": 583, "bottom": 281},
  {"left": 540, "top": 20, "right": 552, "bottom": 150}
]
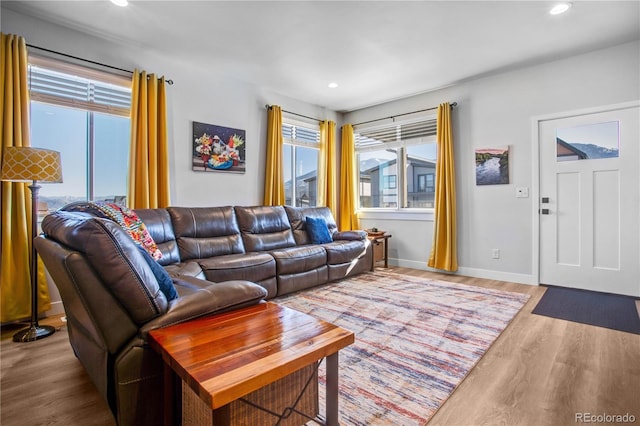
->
[
  {"left": 417, "top": 173, "right": 435, "bottom": 193},
  {"left": 28, "top": 56, "right": 131, "bottom": 212},
  {"left": 282, "top": 120, "right": 320, "bottom": 207},
  {"left": 356, "top": 114, "right": 437, "bottom": 209},
  {"left": 383, "top": 175, "right": 397, "bottom": 189}
]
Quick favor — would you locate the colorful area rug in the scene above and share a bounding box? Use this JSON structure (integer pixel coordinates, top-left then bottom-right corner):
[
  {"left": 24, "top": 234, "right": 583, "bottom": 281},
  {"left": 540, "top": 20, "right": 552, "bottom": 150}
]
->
[
  {"left": 277, "top": 271, "right": 530, "bottom": 425},
  {"left": 533, "top": 285, "right": 640, "bottom": 334}
]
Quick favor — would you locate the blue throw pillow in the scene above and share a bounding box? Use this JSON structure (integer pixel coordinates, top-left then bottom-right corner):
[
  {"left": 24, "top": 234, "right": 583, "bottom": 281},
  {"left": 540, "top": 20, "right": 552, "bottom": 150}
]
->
[
  {"left": 136, "top": 245, "right": 178, "bottom": 301},
  {"left": 306, "top": 216, "right": 333, "bottom": 244}
]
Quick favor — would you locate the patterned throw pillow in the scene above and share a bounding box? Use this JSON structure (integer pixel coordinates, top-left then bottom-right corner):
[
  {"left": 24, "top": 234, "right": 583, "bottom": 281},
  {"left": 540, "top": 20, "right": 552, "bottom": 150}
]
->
[{"left": 62, "top": 201, "right": 163, "bottom": 261}]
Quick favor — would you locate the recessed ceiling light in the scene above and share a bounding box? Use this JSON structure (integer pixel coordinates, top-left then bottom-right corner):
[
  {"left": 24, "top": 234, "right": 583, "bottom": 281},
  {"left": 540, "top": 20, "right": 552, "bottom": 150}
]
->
[
  {"left": 550, "top": 2, "right": 571, "bottom": 15},
  {"left": 110, "top": 0, "right": 128, "bottom": 7},
  {"left": 328, "top": 82, "right": 338, "bottom": 89}
]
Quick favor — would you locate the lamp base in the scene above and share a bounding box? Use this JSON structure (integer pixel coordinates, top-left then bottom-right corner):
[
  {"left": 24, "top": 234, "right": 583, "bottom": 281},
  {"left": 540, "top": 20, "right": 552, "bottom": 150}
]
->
[{"left": 12, "top": 324, "right": 56, "bottom": 342}]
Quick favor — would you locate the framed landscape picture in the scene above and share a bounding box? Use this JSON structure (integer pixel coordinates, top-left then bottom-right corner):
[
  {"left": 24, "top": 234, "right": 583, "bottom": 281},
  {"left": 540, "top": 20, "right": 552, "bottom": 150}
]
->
[
  {"left": 192, "top": 121, "right": 246, "bottom": 173},
  {"left": 475, "top": 146, "right": 509, "bottom": 185}
]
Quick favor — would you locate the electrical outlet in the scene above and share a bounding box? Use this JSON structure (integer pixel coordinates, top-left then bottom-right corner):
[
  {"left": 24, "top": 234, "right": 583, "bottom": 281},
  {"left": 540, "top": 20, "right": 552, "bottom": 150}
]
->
[{"left": 492, "top": 249, "right": 500, "bottom": 259}]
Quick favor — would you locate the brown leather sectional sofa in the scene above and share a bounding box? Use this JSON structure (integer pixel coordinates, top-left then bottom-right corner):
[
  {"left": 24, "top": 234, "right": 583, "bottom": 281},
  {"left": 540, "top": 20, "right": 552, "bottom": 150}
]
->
[
  {"left": 35, "top": 204, "right": 372, "bottom": 425},
  {"left": 138, "top": 205, "right": 372, "bottom": 298}
]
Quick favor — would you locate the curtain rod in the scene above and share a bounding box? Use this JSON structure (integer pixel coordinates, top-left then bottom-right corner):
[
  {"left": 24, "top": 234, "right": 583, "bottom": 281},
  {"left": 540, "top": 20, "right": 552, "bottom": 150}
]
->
[
  {"left": 265, "top": 104, "right": 322, "bottom": 123},
  {"left": 26, "top": 44, "right": 174, "bottom": 85},
  {"left": 352, "top": 102, "right": 457, "bottom": 127}
]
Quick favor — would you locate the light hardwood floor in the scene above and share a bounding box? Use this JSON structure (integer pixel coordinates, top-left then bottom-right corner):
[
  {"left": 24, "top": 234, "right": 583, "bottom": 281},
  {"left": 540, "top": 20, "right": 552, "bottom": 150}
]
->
[{"left": 1, "top": 267, "right": 638, "bottom": 426}]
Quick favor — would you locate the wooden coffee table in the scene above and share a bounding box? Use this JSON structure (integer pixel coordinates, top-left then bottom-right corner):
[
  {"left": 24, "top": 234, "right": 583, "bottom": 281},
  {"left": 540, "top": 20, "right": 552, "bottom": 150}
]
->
[{"left": 148, "top": 302, "right": 354, "bottom": 426}]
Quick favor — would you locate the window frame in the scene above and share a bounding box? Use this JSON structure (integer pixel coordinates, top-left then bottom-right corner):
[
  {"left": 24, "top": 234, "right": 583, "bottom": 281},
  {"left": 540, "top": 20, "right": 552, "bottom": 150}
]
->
[
  {"left": 27, "top": 56, "right": 132, "bottom": 208},
  {"left": 383, "top": 175, "right": 397, "bottom": 189},
  {"left": 282, "top": 117, "right": 321, "bottom": 208},
  {"left": 417, "top": 173, "right": 435, "bottom": 193},
  {"left": 418, "top": 174, "right": 427, "bottom": 192},
  {"left": 355, "top": 113, "right": 438, "bottom": 217}
]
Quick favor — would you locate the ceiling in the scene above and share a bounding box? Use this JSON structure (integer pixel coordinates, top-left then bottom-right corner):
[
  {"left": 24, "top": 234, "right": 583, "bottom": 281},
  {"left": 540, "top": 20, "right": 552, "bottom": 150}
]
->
[{"left": 3, "top": 1, "right": 639, "bottom": 112}]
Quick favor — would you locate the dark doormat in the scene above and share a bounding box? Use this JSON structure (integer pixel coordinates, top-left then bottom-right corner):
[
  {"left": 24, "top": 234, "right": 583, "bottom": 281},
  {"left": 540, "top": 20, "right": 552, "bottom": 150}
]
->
[{"left": 532, "top": 285, "right": 640, "bottom": 334}]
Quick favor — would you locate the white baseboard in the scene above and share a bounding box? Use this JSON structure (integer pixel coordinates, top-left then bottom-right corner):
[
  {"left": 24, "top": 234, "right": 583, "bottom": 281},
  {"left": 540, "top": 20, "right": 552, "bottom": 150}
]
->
[
  {"left": 390, "top": 258, "right": 538, "bottom": 286},
  {"left": 45, "top": 300, "right": 65, "bottom": 317}
]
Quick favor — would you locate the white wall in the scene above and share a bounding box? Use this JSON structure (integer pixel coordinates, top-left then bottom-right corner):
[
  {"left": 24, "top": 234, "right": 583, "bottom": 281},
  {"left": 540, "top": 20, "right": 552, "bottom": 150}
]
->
[
  {"left": 345, "top": 40, "right": 640, "bottom": 284},
  {"left": 1, "top": 7, "right": 338, "bottom": 315},
  {"left": 1, "top": 8, "right": 339, "bottom": 209}
]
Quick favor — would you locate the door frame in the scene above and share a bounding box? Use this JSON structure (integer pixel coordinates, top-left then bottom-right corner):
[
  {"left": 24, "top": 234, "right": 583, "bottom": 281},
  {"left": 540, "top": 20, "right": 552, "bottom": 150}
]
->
[{"left": 531, "top": 100, "right": 640, "bottom": 286}]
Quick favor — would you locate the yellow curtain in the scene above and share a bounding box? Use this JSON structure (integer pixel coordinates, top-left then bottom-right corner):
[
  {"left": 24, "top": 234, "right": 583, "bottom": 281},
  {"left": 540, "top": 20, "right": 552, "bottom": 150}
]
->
[
  {"left": 339, "top": 124, "right": 359, "bottom": 231},
  {"left": 128, "top": 69, "right": 170, "bottom": 209},
  {"left": 318, "top": 120, "right": 337, "bottom": 218},
  {"left": 264, "top": 105, "right": 284, "bottom": 205},
  {"left": 428, "top": 102, "right": 458, "bottom": 271},
  {"left": 0, "top": 33, "right": 50, "bottom": 323}
]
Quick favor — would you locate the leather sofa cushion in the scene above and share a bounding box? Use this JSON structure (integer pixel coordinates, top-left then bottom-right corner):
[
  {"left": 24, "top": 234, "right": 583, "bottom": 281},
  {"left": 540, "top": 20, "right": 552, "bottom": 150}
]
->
[
  {"left": 35, "top": 235, "right": 139, "bottom": 355},
  {"left": 134, "top": 208, "right": 181, "bottom": 266},
  {"left": 328, "top": 260, "right": 370, "bottom": 282},
  {"left": 199, "top": 252, "right": 276, "bottom": 283},
  {"left": 41, "top": 211, "right": 168, "bottom": 325},
  {"left": 256, "top": 277, "right": 278, "bottom": 299},
  {"left": 277, "top": 267, "right": 329, "bottom": 296},
  {"left": 270, "top": 245, "right": 327, "bottom": 275},
  {"left": 168, "top": 206, "right": 245, "bottom": 260},
  {"left": 164, "top": 261, "right": 206, "bottom": 280},
  {"left": 323, "top": 240, "right": 369, "bottom": 265},
  {"left": 334, "top": 230, "right": 367, "bottom": 241},
  {"left": 235, "top": 206, "right": 296, "bottom": 252},
  {"left": 140, "top": 279, "right": 268, "bottom": 334}
]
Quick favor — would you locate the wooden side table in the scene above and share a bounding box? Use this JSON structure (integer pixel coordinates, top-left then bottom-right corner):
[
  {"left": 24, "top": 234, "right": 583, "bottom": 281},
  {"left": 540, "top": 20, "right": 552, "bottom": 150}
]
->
[
  {"left": 148, "top": 302, "right": 354, "bottom": 426},
  {"left": 368, "top": 233, "right": 392, "bottom": 268}
]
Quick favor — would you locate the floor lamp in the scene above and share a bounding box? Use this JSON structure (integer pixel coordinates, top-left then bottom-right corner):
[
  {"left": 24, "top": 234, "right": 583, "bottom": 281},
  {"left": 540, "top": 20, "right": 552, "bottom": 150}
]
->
[{"left": 1, "top": 146, "right": 63, "bottom": 342}]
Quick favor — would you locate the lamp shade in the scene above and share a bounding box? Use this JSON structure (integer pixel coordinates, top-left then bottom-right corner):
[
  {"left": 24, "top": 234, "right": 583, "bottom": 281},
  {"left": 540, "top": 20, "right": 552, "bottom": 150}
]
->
[{"left": 1, "top": 147, "right": 63, "bottom": 183}]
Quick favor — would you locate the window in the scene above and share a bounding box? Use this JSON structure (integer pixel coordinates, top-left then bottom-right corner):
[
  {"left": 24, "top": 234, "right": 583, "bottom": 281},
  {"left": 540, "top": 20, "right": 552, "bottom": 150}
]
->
[
  {"left": 282, "top": 121, "right": 320, "bottom": 207},
  {"left": 358, "top": 147, "right": 398, "bottom": 208},
  {"left": 28, "top": 57, "right": 131, "bottom": 212},
  {"left": 383, "top": 175, "right": 397, "bottom": 189},
  {"left": 418, "top": 174, "right": 427, "bottom": 192},
  {"left": 356, "top": 116, "right": 437, "bottom": 209},
  {"left": 417, "top": 173, "right": 435, "bottom": 193}
]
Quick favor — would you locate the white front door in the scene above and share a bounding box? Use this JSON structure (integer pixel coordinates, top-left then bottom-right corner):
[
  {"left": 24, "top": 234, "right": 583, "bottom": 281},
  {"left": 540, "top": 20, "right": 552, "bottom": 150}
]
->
[{"left": 538, "top": 103, "right": 640, "bottom": 297}]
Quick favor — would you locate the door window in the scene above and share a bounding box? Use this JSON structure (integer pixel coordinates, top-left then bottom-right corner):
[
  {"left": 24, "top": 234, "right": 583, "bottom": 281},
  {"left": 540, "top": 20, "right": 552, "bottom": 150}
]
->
[{"left": 556, "top": 121, "right": 619, "bottom": 161}]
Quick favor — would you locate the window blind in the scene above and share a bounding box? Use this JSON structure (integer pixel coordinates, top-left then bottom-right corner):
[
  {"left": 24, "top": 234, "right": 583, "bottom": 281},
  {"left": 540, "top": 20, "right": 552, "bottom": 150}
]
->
[
  {"left": 355, "top": 117, "right": 437, "bottom": 149},
  {"left": 28, "top": 65, "right": 131, "bottom": 116},
  {"left": 282, "top": 123, "right": 320, "bottom": 146}
]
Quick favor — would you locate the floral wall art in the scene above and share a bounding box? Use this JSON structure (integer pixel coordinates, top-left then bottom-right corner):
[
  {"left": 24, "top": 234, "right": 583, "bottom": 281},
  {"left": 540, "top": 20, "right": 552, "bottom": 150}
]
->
[
  {"left": 475, "top": 146, "right": 509, "bottom": 185},
  {"left": 193, "top": 121, "right": 246, "bottom": 173}
]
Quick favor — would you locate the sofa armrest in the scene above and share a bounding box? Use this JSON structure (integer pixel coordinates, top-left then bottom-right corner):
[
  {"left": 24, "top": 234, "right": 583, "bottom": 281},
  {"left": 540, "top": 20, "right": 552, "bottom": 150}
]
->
[
  {"left": 139, "top": 279, "right": 267, "bottom": 337},
  {"left": 333, "top": 230, "right": 367, "bottom": 241}
]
